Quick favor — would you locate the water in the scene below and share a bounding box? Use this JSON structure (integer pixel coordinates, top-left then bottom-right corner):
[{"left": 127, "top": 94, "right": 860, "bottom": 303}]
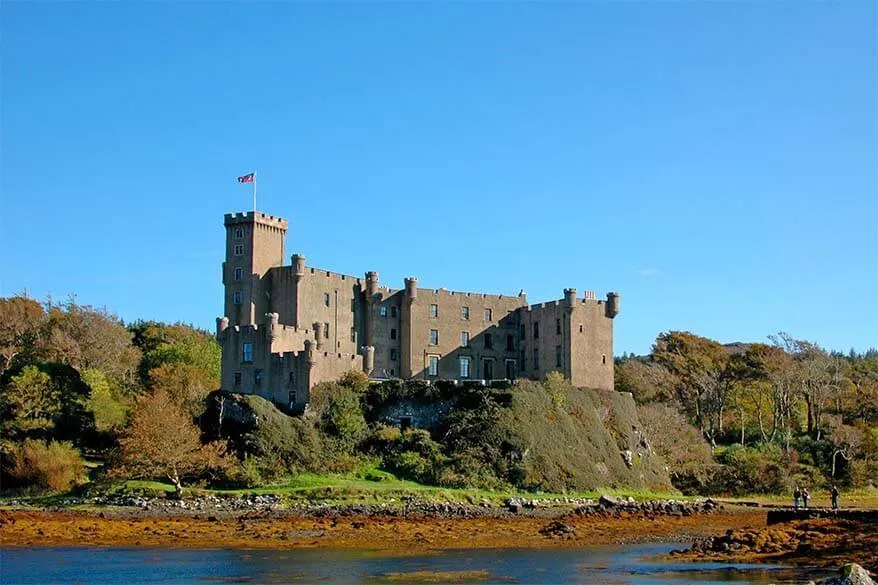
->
[{"left": 0, "top": 544, "right": 833, "bottom": 584}]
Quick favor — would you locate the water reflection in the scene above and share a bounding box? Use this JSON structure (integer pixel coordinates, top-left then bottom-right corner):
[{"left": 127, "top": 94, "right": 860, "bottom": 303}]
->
[{"left": 0, "top": 544, "right": 834, "bottom": 584}]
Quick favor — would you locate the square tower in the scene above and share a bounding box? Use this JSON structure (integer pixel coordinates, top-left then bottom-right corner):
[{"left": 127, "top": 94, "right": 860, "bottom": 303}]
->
[{"left": 223, "top": 212, "right": 288, "bottom": 326}]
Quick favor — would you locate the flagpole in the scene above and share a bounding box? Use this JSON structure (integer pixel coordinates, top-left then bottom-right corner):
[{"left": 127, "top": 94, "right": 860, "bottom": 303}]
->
[{"left": 253, "top": 172, "right": 257, "bottom": 212}]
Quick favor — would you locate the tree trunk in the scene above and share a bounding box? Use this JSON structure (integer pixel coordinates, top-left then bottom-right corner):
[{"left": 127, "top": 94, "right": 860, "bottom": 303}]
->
[{"left": 168, "top": 472, "right": 183, "bottom": 500}]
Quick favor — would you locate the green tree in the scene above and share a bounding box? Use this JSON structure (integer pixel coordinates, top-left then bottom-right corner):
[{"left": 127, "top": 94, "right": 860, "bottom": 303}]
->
[
  {"left": 148, "top": 362, "right": 217, "bottom": 419},
  {"left": 130, "top": 321, "right": 221, "bottom": 385},
  {"left": 81, "top": 368, "right": 128, "bottom": 434},
  {"left": 0, "top": 365, "right": 58, "bottom": 435}
]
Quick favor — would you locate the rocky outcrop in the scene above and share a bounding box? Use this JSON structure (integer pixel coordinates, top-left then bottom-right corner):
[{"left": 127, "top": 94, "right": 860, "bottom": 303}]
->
[
  {"left": 571, "top": 496, "right": 720, "bottom": 518},
  {"left": 815, "top": 563, "right": 875, "bottom": 585}
]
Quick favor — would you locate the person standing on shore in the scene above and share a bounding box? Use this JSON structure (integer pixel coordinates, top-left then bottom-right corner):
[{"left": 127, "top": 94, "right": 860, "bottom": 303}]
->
[
  {"left": 802, "top": 487, "right": 810, "bottom": 509},
  {"left": 793, "top": 486, "right": 801, "bottom": 510},
  {"left": 830, "top": 484, "right": 839, "bottom": 510}
]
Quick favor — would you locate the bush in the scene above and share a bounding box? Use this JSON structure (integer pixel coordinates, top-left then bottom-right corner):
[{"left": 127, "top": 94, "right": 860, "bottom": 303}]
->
[
  {"left": 4, "top": 439, "right": 86, "bottom": 493},
  {"left": 718, "top": 443, "right": 791, "bottom": 495}
]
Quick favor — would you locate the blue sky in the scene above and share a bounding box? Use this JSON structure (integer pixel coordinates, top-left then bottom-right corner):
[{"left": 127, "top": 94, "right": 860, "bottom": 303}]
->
[{"left": 2, "top": 2, "right": 875, "bottom": 356}]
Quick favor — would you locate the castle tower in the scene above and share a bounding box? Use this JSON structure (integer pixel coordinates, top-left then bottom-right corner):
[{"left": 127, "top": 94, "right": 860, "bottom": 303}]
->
[{"left": 223, "top": 212, "right": 288, "bottom": 326}]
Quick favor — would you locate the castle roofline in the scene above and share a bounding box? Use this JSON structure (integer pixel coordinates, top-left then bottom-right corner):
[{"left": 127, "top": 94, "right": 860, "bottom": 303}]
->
[{"left": 224, "top": 211, "right": 288, "bottom": 229}]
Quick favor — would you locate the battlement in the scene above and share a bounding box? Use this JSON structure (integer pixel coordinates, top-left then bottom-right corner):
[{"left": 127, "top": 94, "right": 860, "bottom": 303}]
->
[
  {"left": 306, "top": 266, "right": 362, "bottom": 284},
  {"left": 224, "top": 211, "right": 289, "bottom": 229},
  {"left": 419, "top": 287, "right": 523, "bottom": 302}
]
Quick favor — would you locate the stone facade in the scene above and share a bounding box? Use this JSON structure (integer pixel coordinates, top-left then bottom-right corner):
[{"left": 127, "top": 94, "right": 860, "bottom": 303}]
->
[{"left": 217, "top": 211, "right": 620, "bottom": 409}]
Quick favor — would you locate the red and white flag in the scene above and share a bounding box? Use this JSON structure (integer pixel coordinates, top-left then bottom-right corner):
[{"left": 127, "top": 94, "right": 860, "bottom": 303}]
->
[{"left": 237, "top": 172, "right": 255, "bottom": 183}]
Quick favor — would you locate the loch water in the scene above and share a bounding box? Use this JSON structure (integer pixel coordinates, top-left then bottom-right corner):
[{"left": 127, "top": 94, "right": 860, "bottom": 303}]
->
[{"left": 0, "top": 544, "right": 834, "bottom": 584}]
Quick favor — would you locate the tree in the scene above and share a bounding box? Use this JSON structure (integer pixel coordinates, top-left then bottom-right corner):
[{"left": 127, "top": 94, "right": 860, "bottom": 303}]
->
[
  {"left": 771, "top": 333, "right": 838, "bottom": 439},
  {"left": 117, "top": 390, "right": 229, "bottom": 497},
  {"left": 0, "top": 296, "right": 46, "bottom": 375},
  {"left": 652, "top": 331, "right": 731, "bottom": 445},
  {"left": 130, "top": 321, "right": 221, "bottom": 385},
  {"left": 148, "top": 363, "right": 217, "bottom": 419},
  {"left": 614, "top": 357, "right": 677, "bottom": 404},
  {"left": 81, "top": 368, "right": 128, "bottom": 434},
  {"left": 41, "top": 301, "right": 141, "bottom": 393},
  {"left": 0, "top": 365, "right": 59, "bottom": 435}
]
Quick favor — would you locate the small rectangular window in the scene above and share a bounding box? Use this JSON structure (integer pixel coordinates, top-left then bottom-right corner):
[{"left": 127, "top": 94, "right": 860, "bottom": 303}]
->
[
  {"left": 556, "top": 345, "right": 563, "bottom": 368},
  {"left": 234, "top": 227, "right": 244, "bottom": 239},
  {"left": 484, "top": 308, "right": 492, "bottom": 322},
  {"left": 429, "top": 329, "right": 439, "bottom": 345},
  {"left": 602, "top": 354, "right": 607, "bottom": 365},
  {"left": 556, "top": 319, "right": 562, "bottom": 335},
  {"left": 233, "top": 291, "right": 242, "bottom": 305},
  {"left": 533, "top": 322, "right": 539, "bottom": 339},
  {"left": 390, "top": 306, "right": 398, "bottom": 318},
  {"left": 234, "top": 244, "right": 244, "bottom": 256},
  {"left": 390, "top": 348, "right": 397, "bottom": 361},
  {"left": 233, "top": 372, "right": 242, "bottom": 386},
  {"left": 461, "top": 306, "right": 470, "bottom": 320},
  {"left": 460, "top": 331, "right": 469, "bottom": 347},
  {"left": 288, "top": 371, "right": 296, "bottom": 384},
  {"left": 484, "top": 333, "right": 493, "bottom": 350},
  {"left": 324, "top": 293, "right": 330, "bottom": 307},
  {"left": 350, "top": 328, "right": 357, "bottom": 343},
  {"left": 380, "top": 306, "right": 388, "bottom": 317},
  {"left": 254, "top": 369, "right": 263, "bottom": 386},
  {"left": 428, "top": 355, "right": 439, "bottom": 376},
  {"left": 324, "top": 322, "right": 330, "bottom": 338},
  {"left": 234, "top": 267, "right": 244, "bottom": 281},
  {"left": 242, "top": 342, "right": 253, "bottom": 363},
  {"left": 459, "top": 356, "right": 471, "bottom": 379},
  {"left": 390, "top": 328, "right": 397, "bottom": 340},
  {"left": 506, "top": 334, "right": 514, "bottom": 351},
  {"left": 579, "top": 324, "right": 583, "bottom": 333},
  {"left": 533, "top": 348, "right": 539, "bottom": 370},
  {"left": 430, "top": 304, "right": 439, "bottom": 318}
]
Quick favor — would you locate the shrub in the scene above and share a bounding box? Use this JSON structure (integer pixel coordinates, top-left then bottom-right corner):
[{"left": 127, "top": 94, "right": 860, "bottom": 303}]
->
[{"left": 4, "top": 439, "right": 86, "bottom": 493}]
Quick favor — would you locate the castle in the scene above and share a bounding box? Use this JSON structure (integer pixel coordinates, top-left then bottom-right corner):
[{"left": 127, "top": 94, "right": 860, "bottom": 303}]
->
[{"left": 216, "top": 211, "right": 620, "bottom": 410}]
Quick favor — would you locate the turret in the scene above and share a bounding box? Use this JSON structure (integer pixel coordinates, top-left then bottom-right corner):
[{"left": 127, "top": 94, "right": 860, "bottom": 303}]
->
[
  {"left": 606, "top": 292, "right": 620, "bottom": 318},
  {"left": 362, "top": 346, "right": 375, "bottom": 375},
  {"left": 313, "top": 322, "right": 325, "bottom": 350},
  {"left": 404, "top": 277, "right": 418, "bottom": 303},
  {"left": 216, "top": 316, "right": 229, "bottom": 340},
  {"left": 564, "top": 288, "right": 577, "bottom": 308},
  {"left": 365, "top": 271, "right": 379, "bottom": 297},
  {"left": 304, "top": 339, "right": 317, "bottom": 365},
  {"left": 292, "top": 254, "right": 306, "bottom": 277},
  {"left": 268, "top": 312, "right": 280, "bottom": 339}
]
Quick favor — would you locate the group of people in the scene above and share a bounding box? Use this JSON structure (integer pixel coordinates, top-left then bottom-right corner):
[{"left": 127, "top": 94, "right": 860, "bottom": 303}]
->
[{"left": 793, "top": 485, "right": 840, "bottom": 510}]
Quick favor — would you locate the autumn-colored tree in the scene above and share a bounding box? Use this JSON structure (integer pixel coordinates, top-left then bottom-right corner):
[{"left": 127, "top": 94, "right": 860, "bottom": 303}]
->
[
  {"left": 652, "top": 331, "right": 731, "bottom": 445},
  {"left": 117, "top": 390, "right": 230, "bottom": 496},
  {"left": 0, "top": 296, "right": 46, "bottom": 375},
  {"left": 614, "top": 357, "right": 678, "bottom": 404}
]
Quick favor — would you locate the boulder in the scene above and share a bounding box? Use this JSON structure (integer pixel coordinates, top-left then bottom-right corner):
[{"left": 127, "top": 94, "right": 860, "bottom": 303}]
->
[{"left": 818, "top": 564, "right": 876, "bottom": 585}]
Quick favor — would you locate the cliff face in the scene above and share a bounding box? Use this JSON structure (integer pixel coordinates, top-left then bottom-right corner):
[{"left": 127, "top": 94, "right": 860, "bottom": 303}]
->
[{"left": 493, "top": 381, "right": 671, "bottom": 492}]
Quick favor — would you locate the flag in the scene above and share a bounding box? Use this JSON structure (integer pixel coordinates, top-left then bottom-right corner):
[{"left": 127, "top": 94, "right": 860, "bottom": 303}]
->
[{"left": 237, "top": 172, "right": 255, "bottom": 183}]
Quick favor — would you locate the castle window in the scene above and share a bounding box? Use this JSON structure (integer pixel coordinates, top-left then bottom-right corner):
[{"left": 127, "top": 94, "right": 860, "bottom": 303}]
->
[
  {"left": 556, "top": 345, "right": 563, "bottom": 368},
  {"left": 484, "top": 308, "right": 493, "bottom": 322},
  {"left": 233, "top": 372, "right": 241, "bottom": 386},
  {"left": 459, "top": 356, "right": 471, "bottom": 379},
  {"left": 429, "top": 329, "right": 439, "bottom": 345},
  {"left": 430, "top": 304, "right": 438, "bottom": 318},
  {"left": 324, "top": 293, "right": 330, "bottom": 307},
  {"left": 234, "top": 267, "right": 243, "bottom": 281},
  {"left": 391, "top": 328, "right": 397, "bottom": 340},
  {"left": 234, "top": 227, "right": 243, "bottom": 238},
  {"left": 242, "top": 342, "right": 253, "bottom": 363},
  {"left": 532, "top": 348, "right": 539, "bottom": 370},
  {"left": 461, "top": 306, "right": 470, "bottom": 320},
  {"left": 254, "top": 369, "right": 263, "bottom": 386},
  {"left": 484, "top": 333, "right": 493, "bottom": 350},
  {"left": 390, "top": 348, "right": 397, "bottom": 361},
  {"left": 556, "top": 319, "right": 562, "bottom": 335},
  {"left": 580, "top": 324, "right": 583, "bottom": 333},
  {"left": 288, "top": 371, "right": 296, "bottom": 385},
  {"left": 428, "top": 355, "right": 439, "bottom": 376},
  {"left": 233, "top": 291, "right": 242, "bottom": 305},
  {"left": 233, "top": 244, "right": 244, "bottom": 256},
  {"left": 602, "top": 355, "right": 607, "bottom": 365},
  {"left": 506, "top": 334, "right": 514, "bottom": 351},
  {"left": 350, "top": 328, "right": 356, "bottom": 343},
  {"left": 460, "top": 331, "right": 469, "bottom": 347},
  {"left": 324, "top": 323, "right": 330, "bottom": 338},
  {"left": 380, "top": 305, "right": 388, "bottom": 317},
  {"left": 533, "top": 322, "right": 539, "bottom": 339},
  {"left": 390, "top": 306, "right": 398, "bottom": 318}
]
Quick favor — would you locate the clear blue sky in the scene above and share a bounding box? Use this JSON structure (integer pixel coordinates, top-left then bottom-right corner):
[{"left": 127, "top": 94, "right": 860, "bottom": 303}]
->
[{"left": 2, "top": 2, "right": 876, "bottom": 356}]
